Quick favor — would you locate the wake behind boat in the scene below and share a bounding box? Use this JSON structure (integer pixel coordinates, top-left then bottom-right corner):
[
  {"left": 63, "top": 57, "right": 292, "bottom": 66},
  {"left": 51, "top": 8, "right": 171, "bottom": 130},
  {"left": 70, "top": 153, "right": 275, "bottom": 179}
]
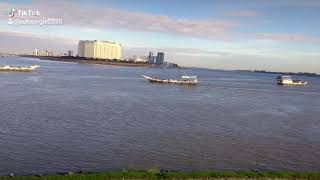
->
[
  {"left": 0, "top": 65, "right": 40, "bottom": 72},
  {"left": 142, "top": 74, "right": 198, "bottom": 85}
]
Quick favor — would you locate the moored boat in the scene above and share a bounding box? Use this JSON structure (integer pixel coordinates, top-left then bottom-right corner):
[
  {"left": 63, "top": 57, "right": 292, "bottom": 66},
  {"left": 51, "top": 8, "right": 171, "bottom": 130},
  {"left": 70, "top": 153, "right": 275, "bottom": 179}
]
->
[
  {"left": 0, "top": 65, "right": 40, "bottom": 72},
  {"left": 277, "top": 75, "right": 308, "bottom": 86},
  {"left": 142, "top": 74, "right": 198, "bottom": 85}
]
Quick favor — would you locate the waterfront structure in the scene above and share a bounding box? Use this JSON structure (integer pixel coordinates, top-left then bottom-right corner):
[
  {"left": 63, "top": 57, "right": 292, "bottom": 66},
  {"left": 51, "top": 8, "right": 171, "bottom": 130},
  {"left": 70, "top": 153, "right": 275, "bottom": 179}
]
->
[
  {"left": 148, "top": 55, "right": 156, "bottom": 64},
  {"left": 148, "top": 51, "right": 155, "bottom": 64},
  {"left": 133, "top": 58, "right": 148, "bottom": 63},
  {"left": 152, "top": 56, "right": 156, "bottom": 64},
  {"left": 128, "top": 55, "right": 148, "bottom": 63},
  {"left": 34, "top": 50, "right": 53, "bottom": 56},
  {"left": 156, "top": 52, "right": 164, "bottom": 65},
  {"left": 78, "top": 40, "right": 122, "bottom": 60},
  {"left": 67, "top": 50, "right": 73, "bottom": 57},
  {"left": 33, "top": 49, "right": 38, "bottom": 56},
  {"left": 147, "top": 51, "right": 165, "bottom": 65}
]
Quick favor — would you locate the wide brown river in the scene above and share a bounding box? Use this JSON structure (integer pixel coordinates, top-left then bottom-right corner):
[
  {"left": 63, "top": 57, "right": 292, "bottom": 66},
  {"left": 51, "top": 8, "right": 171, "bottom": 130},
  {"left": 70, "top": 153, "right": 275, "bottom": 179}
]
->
[{"left": 0, "top": 57, "right": 319, "bottom": 175}]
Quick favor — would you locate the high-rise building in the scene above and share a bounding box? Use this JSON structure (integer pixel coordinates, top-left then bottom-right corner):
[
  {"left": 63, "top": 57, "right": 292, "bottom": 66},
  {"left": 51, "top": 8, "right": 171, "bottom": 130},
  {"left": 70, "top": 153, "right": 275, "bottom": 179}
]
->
[
  {"left": 148, "top": 51, "right": 154, "bottom": 64},
  {"left": 67, "top": 50, "right": 73, "bottom": 56},
  {"left": 156, "top": 52, "right": 164, "bottom": 65},
  {"left": 78, "top": 40, "right": 122, "bottom": 60},
  {"left": 33, "top": 49, "right": 38, "bottom": 56},
  {"left": 151, "top": 56, "right": 156, "bottom": 64}
]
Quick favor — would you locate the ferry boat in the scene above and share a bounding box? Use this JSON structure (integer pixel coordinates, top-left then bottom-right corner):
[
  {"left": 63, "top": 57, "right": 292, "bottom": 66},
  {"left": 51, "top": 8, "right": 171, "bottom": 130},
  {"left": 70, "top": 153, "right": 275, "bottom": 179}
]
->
[
  {"left": 0, "top": 65, "right": 40, "bottom": 72},
  {"left": 142, "top": 74, "right": 198, "bottom": 85},
  {"left": 277, "top": 75, "right": 308, "bottom": 86}
]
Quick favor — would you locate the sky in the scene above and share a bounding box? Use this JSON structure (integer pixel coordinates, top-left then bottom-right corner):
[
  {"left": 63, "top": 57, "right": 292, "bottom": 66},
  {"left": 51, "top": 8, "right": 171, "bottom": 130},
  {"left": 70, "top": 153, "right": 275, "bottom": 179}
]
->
[{"left": 0, "top": 0, "right": 319, "bottom": 73}]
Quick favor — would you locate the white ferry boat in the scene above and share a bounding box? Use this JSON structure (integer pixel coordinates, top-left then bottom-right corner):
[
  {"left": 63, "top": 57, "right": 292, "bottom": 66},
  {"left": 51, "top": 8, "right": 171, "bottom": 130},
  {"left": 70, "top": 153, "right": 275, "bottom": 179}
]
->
[
  {"left": 277, "top": 75, "right": 308, "bottom": 86},
  {"left": 0, "top": 65, "right": 40, "bottom": 72},
  {"left": 143, "top": 74, "right": 198, "bottom": 85}
]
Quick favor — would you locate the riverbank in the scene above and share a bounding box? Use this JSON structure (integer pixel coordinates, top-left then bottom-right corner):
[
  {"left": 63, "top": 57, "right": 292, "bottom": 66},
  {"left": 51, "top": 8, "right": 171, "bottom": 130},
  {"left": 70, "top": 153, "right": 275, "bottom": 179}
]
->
[
  {"left": 1, "top": 171, "right": 320, "bottom": 180},
  {"left": 19, "top": 55, "right": 149, "bottom": 67},
  {"left": 235, "top": 70, "right": 320, "bottom": 77}
]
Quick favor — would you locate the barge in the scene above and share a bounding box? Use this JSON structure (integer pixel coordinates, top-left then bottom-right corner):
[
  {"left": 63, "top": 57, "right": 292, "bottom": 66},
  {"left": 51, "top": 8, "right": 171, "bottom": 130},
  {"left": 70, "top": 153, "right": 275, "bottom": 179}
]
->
[
  {"left": 277, "top": 75, "right": 308, "bottom": 86},
  {"left": 0, "top": 65, "right": 40, "bottom": 72},
  {"left": 143, "top": 74, "right": 198, "bottom": 85}
]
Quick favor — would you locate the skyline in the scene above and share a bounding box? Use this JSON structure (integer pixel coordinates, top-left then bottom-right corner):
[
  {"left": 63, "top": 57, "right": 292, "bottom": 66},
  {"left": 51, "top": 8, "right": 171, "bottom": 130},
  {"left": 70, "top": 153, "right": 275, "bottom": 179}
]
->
[{"left": 0, "top": 0, "right": 320, "bottom": 73}]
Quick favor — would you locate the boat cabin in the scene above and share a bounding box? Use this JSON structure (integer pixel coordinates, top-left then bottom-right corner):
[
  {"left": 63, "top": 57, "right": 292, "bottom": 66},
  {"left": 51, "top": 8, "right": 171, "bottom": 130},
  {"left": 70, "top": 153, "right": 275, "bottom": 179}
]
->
[
  {"left": 181, "top": 75, "right": 198, "bottom": 83},
  {"left": 277, "top": 75, "right": 293, "bottom": 85},
  {"left": 277, "top": 75, "right": 308, "bottom": 86}
]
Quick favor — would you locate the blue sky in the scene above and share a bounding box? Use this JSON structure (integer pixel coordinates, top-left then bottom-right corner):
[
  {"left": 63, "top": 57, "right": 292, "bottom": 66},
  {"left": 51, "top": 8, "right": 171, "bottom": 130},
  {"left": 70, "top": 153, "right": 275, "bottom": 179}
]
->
[{"left": 0, "top": 0, "right": 320, "bottom": 72}]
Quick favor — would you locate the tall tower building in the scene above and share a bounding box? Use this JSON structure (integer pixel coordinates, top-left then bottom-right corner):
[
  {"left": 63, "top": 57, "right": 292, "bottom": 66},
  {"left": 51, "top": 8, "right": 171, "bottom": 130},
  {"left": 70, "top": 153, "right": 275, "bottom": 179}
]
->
[
  {"left": 33, "top": 49, "right": 38, "bottom": 56},
  {"left": 148, "top": 51, "right": 154, "bottom": 64},
  {"left": 156, "top": 52, "right": 164, "bottom": 65}
]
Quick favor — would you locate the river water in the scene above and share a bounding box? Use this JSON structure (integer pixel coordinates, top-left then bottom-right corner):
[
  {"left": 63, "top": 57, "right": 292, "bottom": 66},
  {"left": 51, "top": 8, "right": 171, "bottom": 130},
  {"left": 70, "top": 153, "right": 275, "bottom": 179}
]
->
[{"left": 0, "top": 57, "right": 319, "bottom": 175}]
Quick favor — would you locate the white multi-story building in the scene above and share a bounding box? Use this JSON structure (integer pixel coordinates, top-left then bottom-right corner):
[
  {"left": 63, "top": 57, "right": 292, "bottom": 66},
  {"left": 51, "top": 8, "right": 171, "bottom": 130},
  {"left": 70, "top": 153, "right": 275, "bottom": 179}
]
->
[
  {"left": 78, "top": 40, "right": 122, "bottom": 60},
  {"left": 133, "top": 58, "right": 148, "bottom": 63},
  {"left": 33, "top": 49, "right": 38, "bottom": 56}
]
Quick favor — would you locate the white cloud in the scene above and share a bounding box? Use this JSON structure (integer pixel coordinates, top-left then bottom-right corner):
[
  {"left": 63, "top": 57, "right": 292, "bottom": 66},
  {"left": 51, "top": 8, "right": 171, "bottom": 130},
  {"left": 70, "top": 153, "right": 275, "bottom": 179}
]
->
[
  {"left": 225, "top": 10, "right": 261, "bottom": 17},
  {"left": 0, "top": 1, "right": 237, "bottom": 40},
  {"left": 256, "top": 33, "right": 316, "bottom": 42}
]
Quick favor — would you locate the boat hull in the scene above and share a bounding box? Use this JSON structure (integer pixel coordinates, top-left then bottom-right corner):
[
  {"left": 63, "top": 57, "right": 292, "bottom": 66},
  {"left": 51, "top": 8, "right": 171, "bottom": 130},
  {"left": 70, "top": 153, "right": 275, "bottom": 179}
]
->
[
  {"left": 143, "top": 75, "right": 198, "bottom": 85},
  {"left": 278, "top": 82, "right": 308, "bottom": 86},
  {"left": 276, "top": 75, "right": 308, "bottom": 86},
  {"left": 0, "top": 65, "right": 40, "bottom": 72}
]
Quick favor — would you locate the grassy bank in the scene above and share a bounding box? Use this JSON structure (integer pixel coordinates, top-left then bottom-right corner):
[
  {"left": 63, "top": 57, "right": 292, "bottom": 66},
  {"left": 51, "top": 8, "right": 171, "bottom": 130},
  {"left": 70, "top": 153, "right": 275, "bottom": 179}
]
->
[{"left": 1, "top": 171, "right": 320, "bottom": 180}]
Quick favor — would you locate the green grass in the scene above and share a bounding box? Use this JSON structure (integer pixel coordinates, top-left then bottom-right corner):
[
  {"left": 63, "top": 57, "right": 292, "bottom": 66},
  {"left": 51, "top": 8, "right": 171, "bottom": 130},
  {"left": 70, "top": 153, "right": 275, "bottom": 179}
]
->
[{"left": 1, "top": 171, "right": 320, "bottom": 180}]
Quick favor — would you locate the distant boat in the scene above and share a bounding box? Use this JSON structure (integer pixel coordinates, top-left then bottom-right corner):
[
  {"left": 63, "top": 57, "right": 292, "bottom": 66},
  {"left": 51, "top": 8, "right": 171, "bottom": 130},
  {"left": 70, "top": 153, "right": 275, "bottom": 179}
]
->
[
  {"left": 0, "top": 65, "right": 40, "bottom": 72},
  {"left": 142, "top": 74, "right": 198, "bottom": 85},
  {"left": 277, "top": 75, "right": 308, "bottom": 86}
]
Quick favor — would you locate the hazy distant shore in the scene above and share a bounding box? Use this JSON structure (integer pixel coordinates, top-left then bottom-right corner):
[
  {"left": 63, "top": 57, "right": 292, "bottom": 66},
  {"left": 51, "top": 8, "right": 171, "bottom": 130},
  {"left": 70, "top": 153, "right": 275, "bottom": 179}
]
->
[
  {"left": 19, "top": 55, "right": 150, "bottom": 67},
  {"left": 235, "top": 70, "right": 320, "bottom": 77}
]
